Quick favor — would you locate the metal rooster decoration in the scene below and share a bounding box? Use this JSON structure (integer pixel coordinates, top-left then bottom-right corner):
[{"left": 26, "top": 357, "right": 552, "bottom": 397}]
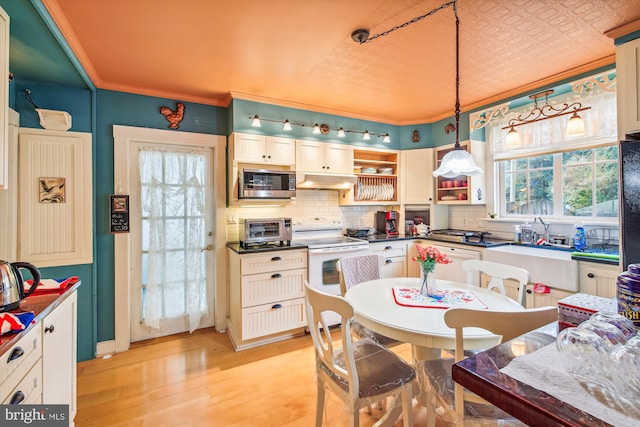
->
[{"left": 160, "top": 102, "right": 185, "bottom": 129}]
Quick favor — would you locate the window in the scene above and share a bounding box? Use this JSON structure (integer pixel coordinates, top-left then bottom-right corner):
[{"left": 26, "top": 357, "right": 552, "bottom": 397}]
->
[{"left": 499, "top": 144, "right": 618, "bottom": 219}]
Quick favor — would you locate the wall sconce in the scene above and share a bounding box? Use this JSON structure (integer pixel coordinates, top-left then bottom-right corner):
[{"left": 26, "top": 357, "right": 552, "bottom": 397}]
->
[
  {"left": 248, "top": 115, "right": 391, "bottom": 142},
  {"left": 501, "top": 89, "right": 591, "bottom": 146}
]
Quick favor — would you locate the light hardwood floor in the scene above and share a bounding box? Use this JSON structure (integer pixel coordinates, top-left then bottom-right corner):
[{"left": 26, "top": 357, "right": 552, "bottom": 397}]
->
[{"left": 76, "top": 328, "right": 426, "bottom": 426}]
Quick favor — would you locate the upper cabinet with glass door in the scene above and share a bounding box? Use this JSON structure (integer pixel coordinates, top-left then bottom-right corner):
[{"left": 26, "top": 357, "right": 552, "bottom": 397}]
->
[
  {"left": 229, "top": 132, "right": 296, "bottom": 166},
  {"left": 434, "top": 140, "right": 485, "bottom": 204}
]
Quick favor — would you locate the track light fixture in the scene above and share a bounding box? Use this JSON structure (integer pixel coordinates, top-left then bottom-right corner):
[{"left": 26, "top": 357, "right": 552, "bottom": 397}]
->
[
  {"left": 501, "top": 89, "right": 591, "bottom": 146},
  {"left": 247, "top": 115, "right": 391, "bottom": 142}
]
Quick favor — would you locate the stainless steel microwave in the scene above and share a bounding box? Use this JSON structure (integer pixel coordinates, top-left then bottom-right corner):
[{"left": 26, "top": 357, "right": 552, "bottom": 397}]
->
[{"left": 238, "top": 168, "right": 296, "bottom": 199}]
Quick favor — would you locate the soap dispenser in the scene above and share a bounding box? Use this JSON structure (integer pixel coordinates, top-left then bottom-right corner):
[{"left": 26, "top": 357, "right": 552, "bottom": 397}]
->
[
  {"left": 513, "top": 225, "right": 521, "bottom": 243},
  {"left": 574, "top": 224, "right": 587, "bottom": 251},
  {"left": 521, "top": 221, "right": 533, "bottom": 244}
]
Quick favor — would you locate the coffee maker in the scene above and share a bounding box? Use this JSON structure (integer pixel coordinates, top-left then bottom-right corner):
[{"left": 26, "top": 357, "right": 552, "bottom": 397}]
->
[{"left": 375, "top": 211, "right": 399, "bottom": 235}]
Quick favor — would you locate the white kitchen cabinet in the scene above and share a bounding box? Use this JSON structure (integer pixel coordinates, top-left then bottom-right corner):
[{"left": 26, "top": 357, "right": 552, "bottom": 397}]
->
[
  {"left": 578, "top": 261, "right": 620, "bottom": 299},
  {"left": 370, "top": 241, "right": 406, "bottom": 278},
  {"left": 295, "top": 140, "right": 353, "bottom": 174},
  {"left": 0, "top": 6, "right": 8, "bottom": 189},
  {"left": 0, "top": 323, "right": 42, "bottom": 405},
  {"left": 18, "top": 129, "right": 93, "bottom": 267},
  {"left": 525, "top": 285, "right": 574, "bottom": 308},
  {"left": 0, "top": 289, "right": 77, "bottom": 424},
  {"left": 42, "top": 291, "right": 77, "bottom": 422},
  {"left": 434, "top": 140, "right": 485, "bottom": 204},
  {"left": 227, "top": 248, "right": 307, "bottom": 350},
  {"left": 616, "top": 37, "right": 640, "bottom": 139},
  {"left": 401, "top": 148, "right": 434, "bottom": 204},
  {"left": 229, "top": 132, "right": 295, "bottom": 165},
  {"left": 429, "top": 242, "right": 482, "bottom": 284}
]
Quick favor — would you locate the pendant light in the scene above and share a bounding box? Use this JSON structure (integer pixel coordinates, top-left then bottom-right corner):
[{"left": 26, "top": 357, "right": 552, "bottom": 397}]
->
[{"left": 432, "top": 1, "right": 482, "bottom": 178}]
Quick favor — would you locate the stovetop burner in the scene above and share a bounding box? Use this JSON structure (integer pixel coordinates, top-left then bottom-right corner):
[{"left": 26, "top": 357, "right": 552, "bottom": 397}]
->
[{"left": 430, "top": 228, "right": 491, "bottom": 243}]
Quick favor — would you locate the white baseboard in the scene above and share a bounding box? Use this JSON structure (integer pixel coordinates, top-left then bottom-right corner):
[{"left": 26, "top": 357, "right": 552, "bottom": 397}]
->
[{"left": 96, "top": 340, "right": 116, "bottom": 358}]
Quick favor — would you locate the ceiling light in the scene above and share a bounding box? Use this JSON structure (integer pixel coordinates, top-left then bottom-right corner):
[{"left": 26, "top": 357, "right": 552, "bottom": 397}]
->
[
  {"left": 565, "top": 112, "right": 586, "bottom": 137},
  {"left": 251, "top": 115, "right": 261, "bottom": 127},
  {"left": 283, "top": 119, "right": 292, "bottom": 131},
  {"left": 337, "top": 127, "right": 346, "bottom": 138},
  {"left": 501, "top": 89, "right": 591, "bottom": 142},
  {"left": 431, "top": 1, "right": 482, "bottom": 178},
  {"left": 505, "top": 125, "right": 520, "bottom": 146},
  {"left": 382, "top": 133, "right": 391, "bottom": 143},
  {"left": 312, "top": 123, "right": 321, "bottom": 134},
  {"left": 363, "top": 130, "right": 371, "bottom": 141}
]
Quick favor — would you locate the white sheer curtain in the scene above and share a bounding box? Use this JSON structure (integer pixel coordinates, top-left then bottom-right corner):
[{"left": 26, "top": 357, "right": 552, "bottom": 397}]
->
[
  {"left": 139, "top": 148, "right": 208, "bottom": 333},
  {"left": 489, "top": 89, "right": 617, "bottom": 160}
]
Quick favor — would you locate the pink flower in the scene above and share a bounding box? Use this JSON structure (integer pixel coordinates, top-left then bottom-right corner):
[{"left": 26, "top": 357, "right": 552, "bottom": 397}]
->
[{"left": 413, "top": 244, "right": 452, "bottom": 271}]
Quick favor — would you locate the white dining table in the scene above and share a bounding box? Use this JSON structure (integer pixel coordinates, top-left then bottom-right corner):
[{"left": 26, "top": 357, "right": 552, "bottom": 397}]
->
[{"left": 344, "top": 277, "right": 525, "bottom": 360}]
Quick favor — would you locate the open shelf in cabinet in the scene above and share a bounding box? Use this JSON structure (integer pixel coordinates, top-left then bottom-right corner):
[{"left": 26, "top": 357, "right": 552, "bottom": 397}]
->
[
  {"left": 341, "top": 148, "right": 399, "bottom": 205},
  {"left": 434, "top": 140, "right": 485, "bottom": 204}
]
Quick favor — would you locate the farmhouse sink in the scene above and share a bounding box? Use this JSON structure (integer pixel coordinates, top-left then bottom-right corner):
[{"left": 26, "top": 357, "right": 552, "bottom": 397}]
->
[{"left": 484, "top": 245, "right": 578, "bottom": 292}]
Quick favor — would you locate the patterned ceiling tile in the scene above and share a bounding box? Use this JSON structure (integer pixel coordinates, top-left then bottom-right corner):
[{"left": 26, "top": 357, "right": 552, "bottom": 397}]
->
[{"left": 46, "top": 0, "right": 640, "bottom": 124}]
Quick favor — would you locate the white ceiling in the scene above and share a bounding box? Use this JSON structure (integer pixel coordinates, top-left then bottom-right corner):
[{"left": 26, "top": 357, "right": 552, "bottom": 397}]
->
[{"left": 44, "top": 0, "right": 640, "bottom": 124}]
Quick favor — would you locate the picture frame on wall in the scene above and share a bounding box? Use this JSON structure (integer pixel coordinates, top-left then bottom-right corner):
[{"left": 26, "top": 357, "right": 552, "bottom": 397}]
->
[{"left": 39, "top": 177, "right": 65, "bottom": 203}]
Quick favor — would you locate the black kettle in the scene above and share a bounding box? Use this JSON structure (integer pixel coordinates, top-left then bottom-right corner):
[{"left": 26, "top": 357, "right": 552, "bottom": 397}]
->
[{"left": 0, "top": 260, "right": 41, "bottom": 312}]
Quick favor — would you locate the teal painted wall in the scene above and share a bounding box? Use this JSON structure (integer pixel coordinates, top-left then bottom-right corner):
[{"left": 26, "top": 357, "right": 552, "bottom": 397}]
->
[
  {"left": 94, "top": 90, "right": 227, "bottom": 348},
  {"left": 11, "top": 79, "right": 95, "bottom": 361},
  {"left": 232, "top": 99, "right": 400, "bottom": 149}
]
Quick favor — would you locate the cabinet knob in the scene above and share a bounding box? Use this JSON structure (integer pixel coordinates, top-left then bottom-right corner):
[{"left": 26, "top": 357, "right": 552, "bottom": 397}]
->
[
  {"left": 271, "top": 256, "right": 282, "bottom": 262},
  {"left": 271, "top": 273, "right": 282, "bottom": 279},
  {"left": 262, "top": 155, "right": 267, "bottom": 159},
  {"left": 8, "top": 346, "right": 24, "bottom": 362},
  {"left": 526, "top": 289, "right": 532, "bottom": 294},
  {"left": 10, "top": 391, "right": 25, "bottom": 405},
  {"left": 271, "top": 304, "right": 283, "bottom": 309},
  {"left": 385, "top": 259, "right": 392, "bottom": 264},
  {"left": 385, "top": 246, "right": 392, "bottom": 250},
  {"left": 45, "top": 325, "right": 55, "bottom": 334},
  {"left": 587, "top": 273, "right": 595, "bottom": 278}
]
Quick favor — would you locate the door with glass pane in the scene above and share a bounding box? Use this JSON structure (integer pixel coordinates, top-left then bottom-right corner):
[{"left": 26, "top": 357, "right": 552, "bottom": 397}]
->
[{"left": 129, "top": 142, "right": 215, "bottom": 342}]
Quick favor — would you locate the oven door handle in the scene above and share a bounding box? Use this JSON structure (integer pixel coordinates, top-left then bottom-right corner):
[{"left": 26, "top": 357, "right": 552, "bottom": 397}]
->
[{"left": 308, "top": 245, "right": 369, "bottom": 254}]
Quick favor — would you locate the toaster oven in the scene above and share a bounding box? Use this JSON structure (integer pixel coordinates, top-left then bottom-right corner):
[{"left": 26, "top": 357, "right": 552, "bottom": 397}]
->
[{"left": 239, "top": 218, "right": 292, "bottom": 248}]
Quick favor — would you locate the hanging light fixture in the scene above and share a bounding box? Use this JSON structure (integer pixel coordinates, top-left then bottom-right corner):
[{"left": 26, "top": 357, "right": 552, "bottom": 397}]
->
[
  {"left": 282, "top": 119, "right": 292, "bottom": 131},
  {"left": 312, "top": 123, "right": 321, "bottom": 134},
  {"left": 251, "top": 115, "right": 261, "bottom": 127},
  {"left": 337, "top": 127, "right": 346, "bottom": 138},
  {"left": 247, "top": 116, "right": 390, "bottom": 141},
  {"left": 383, "top": 133, "right": 391, "bottom": 143},
  {"left": 363, "top": 130, "right": 371, "bottom": 141},
  {"left": 432, "top": 1, "right": 482, "bottom": 178},
  {"left": 501, "top": 89, "right": 591, "bottom": 145}
]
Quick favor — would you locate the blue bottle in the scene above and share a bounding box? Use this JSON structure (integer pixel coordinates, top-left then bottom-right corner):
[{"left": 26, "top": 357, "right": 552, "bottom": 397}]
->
[{"left": 574, "top": 226, "right": 587, "bottom": 251}]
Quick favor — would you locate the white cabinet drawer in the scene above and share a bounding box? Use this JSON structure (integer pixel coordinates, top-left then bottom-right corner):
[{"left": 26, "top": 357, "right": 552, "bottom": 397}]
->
[
  {"left": 2, "top": 358, "right": 42, "bottom": 405},
  {"left": 370, "top": 242, "right": 406, "bottom": 258},
  {"left": 240, "top": 250, "right": 307, "bottom": 275},
  {"left": 241, "top": 268, "right": 306, "bottom": 307},
  {"left": 241, "top": 298, "right": 306, "bottom": 340},
  {"left": 0, "top": 323, "right": 42, "bottom": 392}
]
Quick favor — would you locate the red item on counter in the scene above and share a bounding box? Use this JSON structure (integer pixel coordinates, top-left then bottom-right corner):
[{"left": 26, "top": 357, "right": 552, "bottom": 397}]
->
[{"left": 25, "top": 276, "right": 78, "bottom": 294}]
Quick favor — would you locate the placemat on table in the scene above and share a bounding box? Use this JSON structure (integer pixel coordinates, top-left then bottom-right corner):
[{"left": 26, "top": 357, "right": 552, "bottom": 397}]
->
[{"left": 392, "top": 287, "right": 488, "bottom": 309}]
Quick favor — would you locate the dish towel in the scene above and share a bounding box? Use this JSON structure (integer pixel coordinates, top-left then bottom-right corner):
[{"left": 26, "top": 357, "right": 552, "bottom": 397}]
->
[
  {"left": 500, "top": 343, "right": 637, "bottom": 426},
  {"left": 25, "top": 276, "right": 78, "bottom": 294},
  {"left": 0, "top": 311, "right": 35, "bottom": 335}
]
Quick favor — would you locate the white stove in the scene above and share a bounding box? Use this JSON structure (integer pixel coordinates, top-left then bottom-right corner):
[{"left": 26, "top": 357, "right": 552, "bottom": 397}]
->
[{"left": 293, "top": 216, "right": 369, "bottom": 326}]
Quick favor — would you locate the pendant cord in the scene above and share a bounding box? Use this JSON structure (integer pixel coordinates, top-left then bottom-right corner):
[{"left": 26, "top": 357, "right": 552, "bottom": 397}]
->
[{"left": 454, "top": 0, "right": 460, "bottom": 148}]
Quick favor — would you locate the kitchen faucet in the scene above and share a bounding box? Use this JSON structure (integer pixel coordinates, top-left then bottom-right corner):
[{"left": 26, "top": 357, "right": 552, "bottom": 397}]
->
[{"left": 534, "top": 217, "right": 550, "bottom": 243}]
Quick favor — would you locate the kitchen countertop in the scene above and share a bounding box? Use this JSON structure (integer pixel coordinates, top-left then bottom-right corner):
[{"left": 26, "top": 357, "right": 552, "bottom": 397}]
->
[
  {"left": 0, "top": 280, "right": 81, "bottom": 357},
  {"left": 226, "top": 241, "right": 308, "bottom": 254}
]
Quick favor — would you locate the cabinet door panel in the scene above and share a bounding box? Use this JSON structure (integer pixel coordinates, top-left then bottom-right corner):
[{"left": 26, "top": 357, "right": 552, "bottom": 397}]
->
[
  {"left": 266, "top": 136, "right": 295, "bottom": 165},
  {"left": 401, "top": 149, "right": 434, "bottom": 204},
  {"left": 42, "top": 292, "right": 77, "bottom": 418},
  {"left": 325, "top": 144, "right": 353, "bottom": 174},
  {"left": 233, "top": 133, "right": 267, "bottom": 163}
]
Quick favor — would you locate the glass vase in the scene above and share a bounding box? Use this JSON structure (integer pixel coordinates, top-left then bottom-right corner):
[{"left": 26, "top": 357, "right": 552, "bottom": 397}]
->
[{"left": 419, "top": 265, "right": 437, "bottom": 297}]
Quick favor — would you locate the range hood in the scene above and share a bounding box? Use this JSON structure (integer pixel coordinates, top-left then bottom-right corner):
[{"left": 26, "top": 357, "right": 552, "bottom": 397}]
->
[{"left": 296, "top": 171, "right": 358, "bottom": 190}]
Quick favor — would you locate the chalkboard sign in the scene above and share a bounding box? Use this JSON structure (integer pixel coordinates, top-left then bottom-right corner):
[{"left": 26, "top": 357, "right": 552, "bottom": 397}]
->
[{"left": 110, "top": 195, "right": 130, "bottom": 233}]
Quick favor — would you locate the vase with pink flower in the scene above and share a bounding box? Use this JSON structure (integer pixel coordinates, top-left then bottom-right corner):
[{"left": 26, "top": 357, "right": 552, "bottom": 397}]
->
[{"left": 413, "top": 244, "right": 452, "bottom": 297}]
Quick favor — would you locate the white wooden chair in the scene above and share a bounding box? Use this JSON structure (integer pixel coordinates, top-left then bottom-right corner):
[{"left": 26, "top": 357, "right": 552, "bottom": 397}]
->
[
  {"left": 422, "top": 306, "right": 558, "bottom": 427},
  {"left": 462, "top": 259, "right": 530, "bottom": 307},
  {"left": 304, "top": 280, "right": 418, "bottom": 427},
  {"left": 336, "top": 255, "right": 400, "bottom": 347}
]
